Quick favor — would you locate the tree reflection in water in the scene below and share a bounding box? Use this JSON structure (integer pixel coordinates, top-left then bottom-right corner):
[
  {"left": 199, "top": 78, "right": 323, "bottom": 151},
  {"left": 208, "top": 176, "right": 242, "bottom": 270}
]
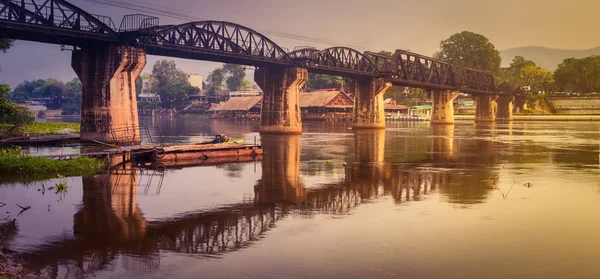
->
[{"left": 15, "top": 125, "right": 507, "bottom": 277}]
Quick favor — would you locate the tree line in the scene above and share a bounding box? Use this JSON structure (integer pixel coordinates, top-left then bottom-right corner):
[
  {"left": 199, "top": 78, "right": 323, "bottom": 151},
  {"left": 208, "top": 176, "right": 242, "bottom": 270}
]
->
[
  {"left": 434, "top": 31, "right": 600, "bottom": 94},
  {"left": 10, "top": 78, "right": 82, "bottom": 115}
]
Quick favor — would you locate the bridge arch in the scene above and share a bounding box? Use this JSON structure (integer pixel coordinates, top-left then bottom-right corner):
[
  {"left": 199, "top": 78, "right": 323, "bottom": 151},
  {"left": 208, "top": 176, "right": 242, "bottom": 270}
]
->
[
  {"left": 0, "top": 0, "right": 117, "bottom": 37},
  {"left": 288, "top": 47, "right": 319, "bottom": 60},
  {"left": 311, "top": 47, "right": 380, "bottom": 76},
  {"left": 142, "top": 21, "right": 291, "bottom": 65}
]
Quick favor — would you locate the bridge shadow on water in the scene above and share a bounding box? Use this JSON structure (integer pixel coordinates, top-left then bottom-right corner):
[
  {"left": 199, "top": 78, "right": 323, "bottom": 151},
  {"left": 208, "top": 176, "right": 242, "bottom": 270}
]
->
[{"left": 14, "top": 125, "right": 510, "bottom": 277}]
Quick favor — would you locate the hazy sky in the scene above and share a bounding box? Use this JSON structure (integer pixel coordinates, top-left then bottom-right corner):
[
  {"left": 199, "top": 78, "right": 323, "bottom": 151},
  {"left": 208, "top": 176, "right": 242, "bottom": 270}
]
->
[{"left": 1, "top": 0, "right": 599, "bottom": 87}]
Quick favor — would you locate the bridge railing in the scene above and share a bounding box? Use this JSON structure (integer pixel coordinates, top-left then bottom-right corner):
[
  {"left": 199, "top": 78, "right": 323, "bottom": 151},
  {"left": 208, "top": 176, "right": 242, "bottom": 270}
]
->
[
  {"left": 118, "top": 14, "right": 159, "bottom": 32},
  {"left": 1, "top": 0, "right": 116, "bottom": 32}
]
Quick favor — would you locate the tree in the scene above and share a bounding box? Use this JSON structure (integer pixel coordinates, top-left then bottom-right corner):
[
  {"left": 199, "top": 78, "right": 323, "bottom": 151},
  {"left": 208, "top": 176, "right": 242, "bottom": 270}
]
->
[
  {"left": 62, "top": 78, "right": 82, "bottom": 115},
  {"left": 37, "top": 78, "right": 66, "bottom": 109},
  {"left": 135, "top": 76, "right": 143, "bottom": 97},
  {"left": 223, "top": 64, "right": 247, "bottom": 91},
  {"left": 305, "top": 74, "right": 344, "bottom": 91},
  {"left": 10, "top": 79, "right": 46, "bottom": 102},
  {"left": 502, "top": 56, "right": 554, "bottom": 93},
  {"left": 0, "top": 38, "right": 13, "bottom": 53},
  {"left": 206, "top": 68, "right": 226, "bottom": 96},
  {"left": 150, "top": 60, "right": 197, "bottom": 108},
  {"left": 0, "top": 84, "right": 34, "bottom": 125},
  {"left": 554, "top": 56, "right": 600, "bottom": 93},
  {"left": 434, "top": 31, "right": 501, "bottom": 73}
]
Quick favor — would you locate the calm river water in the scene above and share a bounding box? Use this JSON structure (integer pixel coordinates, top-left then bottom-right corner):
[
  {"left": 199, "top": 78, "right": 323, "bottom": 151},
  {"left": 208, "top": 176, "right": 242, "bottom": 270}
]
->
[{"left": 1, "top": 118, "right": 600, "bottom": 278}]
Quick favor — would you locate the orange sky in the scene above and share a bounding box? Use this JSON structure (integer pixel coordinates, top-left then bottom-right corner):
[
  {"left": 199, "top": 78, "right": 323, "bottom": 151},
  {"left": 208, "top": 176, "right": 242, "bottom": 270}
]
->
[{"left": 76, "top": 0, "right": 600, "bottom": 55}]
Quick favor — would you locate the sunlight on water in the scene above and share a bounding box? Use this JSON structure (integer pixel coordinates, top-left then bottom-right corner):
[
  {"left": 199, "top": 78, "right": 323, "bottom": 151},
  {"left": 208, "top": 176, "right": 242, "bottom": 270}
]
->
[{"left": 1, "top": 118, "right": 599, "bottom": 279}]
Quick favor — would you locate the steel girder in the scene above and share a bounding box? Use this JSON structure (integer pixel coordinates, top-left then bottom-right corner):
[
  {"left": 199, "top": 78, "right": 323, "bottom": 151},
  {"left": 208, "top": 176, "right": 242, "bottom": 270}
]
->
[
  {"left": 0, "top": 0, "right": 118, "bottom": 45},
  {"left": 137, "top": 21, "right": 293, "bottom": 67},
  {"left": 382, "top": 49, "right": 497, "bottom": 94}
]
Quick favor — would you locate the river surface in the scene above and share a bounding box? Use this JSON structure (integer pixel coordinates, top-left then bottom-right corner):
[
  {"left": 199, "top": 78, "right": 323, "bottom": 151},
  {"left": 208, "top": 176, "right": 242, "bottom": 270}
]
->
[{"left": 1, "top": 118, "right": 600, "bottom": 279}]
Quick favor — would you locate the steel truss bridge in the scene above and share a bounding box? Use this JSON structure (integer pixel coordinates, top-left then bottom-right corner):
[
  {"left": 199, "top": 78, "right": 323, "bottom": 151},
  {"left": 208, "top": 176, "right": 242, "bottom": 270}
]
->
[{"left": 0, "top": 0, "right": 503, "bottom": 94}]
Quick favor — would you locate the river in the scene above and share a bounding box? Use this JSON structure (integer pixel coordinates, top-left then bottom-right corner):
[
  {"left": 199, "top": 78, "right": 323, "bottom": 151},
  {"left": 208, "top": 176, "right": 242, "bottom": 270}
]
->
[{"left": 1, "top": 118, "right": 599, "bottom": 278}]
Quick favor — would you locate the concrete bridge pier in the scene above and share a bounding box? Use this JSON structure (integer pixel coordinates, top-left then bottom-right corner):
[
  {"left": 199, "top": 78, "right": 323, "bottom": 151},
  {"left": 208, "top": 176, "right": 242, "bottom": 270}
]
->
[
  {"left": 496, "top": 95, "right": 515, "bottom": 121},
  {"left": 474, "top": 95, "right": 498, "bottom": 122},
  {"left": 72, "top": 45, "right": 146, "bottom": 144},
  {"left": 255, "top": 67, "right": 308, "bottom": 134},
  {"left": 352, "top": 78, "right": 391, "bottom": 129},
  {"left": 513, "top": 95, "right": 526, "bottom": 113},
  {"left": 431, "top": 90, "right": 460, "bottom": 124}
]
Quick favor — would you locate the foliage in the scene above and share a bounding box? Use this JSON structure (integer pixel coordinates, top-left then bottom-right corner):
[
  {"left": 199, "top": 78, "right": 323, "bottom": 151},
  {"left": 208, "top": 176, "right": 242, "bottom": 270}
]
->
[
  {"left": 206, "top": 68, "right": 226, "bottom": 96},
  {"left": 525, "top": 92, "right": 555, "bottom": 114},
  {"left": 135, "top": 76, "right": 143, "bottom": 97},
  {"left": 147, "top": 60, "right": 199, "bottom": 108},
  {"left": 434, "top": 31, "right": 501, "bottom": 73},
  {"left": 0, "top": 122, "right": 79, "bottom": 136},
  {"left": 0, "top": 84, "right": 34, "bottom": 125},
  {"left": 206, "top": 64, "right": 253, "bottom": 95},
  {"left": 223, "top": 64, "right": 247, "bottom": 91},
  {"left": 386, "top": 87, "right": 429, "bottom": 106},
  {"left": 0, "top": 147, "right": 105, "bottom": 183},
  {"left": 0, "top": 38, "right": 12, "bottom": 53},
  {"left": 0, "top": 38, "right": 13, "bottom": 72},
  {"left": 54, "top": 176, "right": 68, "bottom": 194},
  {"left": 306, "top": 73, "right": 345, "bottom": 91},
  {"left": 554, "top": 56, "right": 600, "bottom": 93},
  {"left": 502, "top": 56, "right": 554, "bottom": 93},
  {"left": 10, "top": 78, "right": 82, "bottom": 114},
  {"left": 10, "top": 79, "right": 46, "bottom": 103},
  {"left": 137, "top": 100, "right": 153, "bottom": 110}
]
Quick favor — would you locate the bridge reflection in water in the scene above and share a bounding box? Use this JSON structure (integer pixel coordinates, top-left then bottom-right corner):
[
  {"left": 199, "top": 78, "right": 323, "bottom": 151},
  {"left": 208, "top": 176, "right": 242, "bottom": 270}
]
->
[{"left": 19, "top": 127, "right": 503, "bottom": 276}]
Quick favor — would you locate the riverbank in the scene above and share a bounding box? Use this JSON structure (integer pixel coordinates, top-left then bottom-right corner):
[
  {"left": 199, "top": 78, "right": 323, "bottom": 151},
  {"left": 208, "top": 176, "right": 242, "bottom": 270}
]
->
[
  {"left": 454, "top": 114, "right": 600, "bottom": 121},
  {"left": 0, "top": 147, "right": 105, "bottom": 184},
  {"left": 0, "top": 122, "right": 79, "bottom": 137}
]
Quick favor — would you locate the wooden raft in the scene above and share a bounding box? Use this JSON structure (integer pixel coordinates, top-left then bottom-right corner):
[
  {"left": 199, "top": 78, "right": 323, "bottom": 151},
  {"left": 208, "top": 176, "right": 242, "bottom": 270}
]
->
[{"left": 131, "top": 143, "right": 263, "bottom": 163}]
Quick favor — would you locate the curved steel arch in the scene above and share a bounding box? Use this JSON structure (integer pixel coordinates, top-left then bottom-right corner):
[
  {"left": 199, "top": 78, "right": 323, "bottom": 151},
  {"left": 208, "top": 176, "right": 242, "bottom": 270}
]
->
[
  {"left": 0, "top": 0, "right": 116, "bottom": 36},
  {"left": 141, "top": 21, "right": 292, "bottom": 65},
  {"left": 288, "top": 47, "right": 319, "bottom": 60},
  {"left": 309, "top": 47, "right": 380, "bottom": 76}
]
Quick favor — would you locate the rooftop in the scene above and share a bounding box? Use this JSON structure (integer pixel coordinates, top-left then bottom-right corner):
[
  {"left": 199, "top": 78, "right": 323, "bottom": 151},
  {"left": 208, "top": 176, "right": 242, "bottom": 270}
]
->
[{"left": 210, "top": 96, "right": 262, "bottom": 111}]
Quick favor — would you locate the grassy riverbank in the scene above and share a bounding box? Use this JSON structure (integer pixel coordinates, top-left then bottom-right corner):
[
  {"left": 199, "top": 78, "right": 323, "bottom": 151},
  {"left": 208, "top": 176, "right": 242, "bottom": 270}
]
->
[
  {"left": 0, "top": 122, "right": 79, "bottom": 137},
  {"left": 0, "top": 147, "right": 104, "bottom": 183}
]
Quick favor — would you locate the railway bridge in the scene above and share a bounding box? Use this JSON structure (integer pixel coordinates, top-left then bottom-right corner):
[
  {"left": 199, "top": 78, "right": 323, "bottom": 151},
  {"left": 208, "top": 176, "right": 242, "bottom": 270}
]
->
[{"left": 0, "top": 0, "right": 523, "bottom": 143}]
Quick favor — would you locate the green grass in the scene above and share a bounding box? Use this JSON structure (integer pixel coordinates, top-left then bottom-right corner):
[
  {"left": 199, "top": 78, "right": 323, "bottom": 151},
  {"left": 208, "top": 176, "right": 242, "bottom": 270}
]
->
[
  {"left": 0, "top": 147, "right": 105, "bottom": 184},
  {"left": 0, "top": 122, "right": 80, "bottom": 136}
]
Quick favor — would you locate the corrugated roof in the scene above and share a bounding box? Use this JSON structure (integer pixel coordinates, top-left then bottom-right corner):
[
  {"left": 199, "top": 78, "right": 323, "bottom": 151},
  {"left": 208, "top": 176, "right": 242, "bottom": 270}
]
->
[
  {"left": 300, "top": 91, "right": 353, "bottom": 108},
  {"left": 412, "top": 105, "right": 432, "bottom": 110},
  {"left": 385, "top": 104, "right": 408, "bottom": 110},
  {"left": 212, "top": 97, "right": 262, "bottom": 111}
]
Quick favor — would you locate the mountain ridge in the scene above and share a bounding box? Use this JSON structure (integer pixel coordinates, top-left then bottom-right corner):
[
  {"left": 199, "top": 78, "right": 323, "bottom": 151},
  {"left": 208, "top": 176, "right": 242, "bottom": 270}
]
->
[{"left": 500, "top": 46, "right": 600, "bottom": 71}]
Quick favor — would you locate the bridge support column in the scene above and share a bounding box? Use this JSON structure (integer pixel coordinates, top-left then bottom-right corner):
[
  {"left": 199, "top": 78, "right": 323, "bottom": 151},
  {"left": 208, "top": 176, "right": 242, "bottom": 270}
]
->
[
  {"left": 474, "top": 95, "right": 498, "bottom": 122},
  {"left": 514, "top": 95, "right": 526, "bottom": 113},
  {"left": 353, "top": 78, "right": 391, "bottom": 129},
  {"left": 72, "top": 45, "right": 146, "bottom": 144},
  {"left": 496, "top": 95, "right": 514, "bottom": 121},
  {"left": 255, "top": 67, "right": 307, "bottom": 134},
  {"left": 431, "top": 90, "right": 460, "bottom": 124}
]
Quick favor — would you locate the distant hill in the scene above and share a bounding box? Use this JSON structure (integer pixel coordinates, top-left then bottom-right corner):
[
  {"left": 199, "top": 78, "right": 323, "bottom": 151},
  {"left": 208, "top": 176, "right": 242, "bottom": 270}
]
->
[{"left": 500, "top": 46, "right": 600, "bottom": 71}]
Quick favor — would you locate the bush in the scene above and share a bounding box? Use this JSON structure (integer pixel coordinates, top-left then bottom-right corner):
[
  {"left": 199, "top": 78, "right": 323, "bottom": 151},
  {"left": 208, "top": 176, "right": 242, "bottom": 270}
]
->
[
  {"left": 0, "top": 84, "right": 35, "bottom": 125},
  {"left": 0, "top": 147, "right": 105, "bottom": 183}
]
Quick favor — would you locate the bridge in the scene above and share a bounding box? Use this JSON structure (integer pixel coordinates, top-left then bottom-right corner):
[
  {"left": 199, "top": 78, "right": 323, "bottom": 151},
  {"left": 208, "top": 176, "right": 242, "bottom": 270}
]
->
[
  {"left": 0, "top": 0, "right": 523, "bottom": 143},
  {"left": 7, "top": 130, "right": 503, "bottom": 276}
]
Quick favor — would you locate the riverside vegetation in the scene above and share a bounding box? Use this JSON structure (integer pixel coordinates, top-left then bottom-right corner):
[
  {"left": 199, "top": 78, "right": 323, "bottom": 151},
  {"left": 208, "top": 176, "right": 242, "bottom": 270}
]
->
[
  {"left": 0, "top": 122, "right": 79, "bottom": 137},
  {"left": 0, "top": 147, "right": 105, "bottom": 183}
]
